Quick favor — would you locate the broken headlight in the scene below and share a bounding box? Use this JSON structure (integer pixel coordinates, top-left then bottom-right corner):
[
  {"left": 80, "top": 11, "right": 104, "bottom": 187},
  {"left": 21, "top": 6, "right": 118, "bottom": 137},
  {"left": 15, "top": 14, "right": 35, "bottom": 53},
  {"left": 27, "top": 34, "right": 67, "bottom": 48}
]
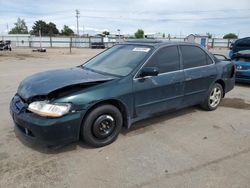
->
[{"left": 28, "top": 101, "right": 71, "bottom": 117}]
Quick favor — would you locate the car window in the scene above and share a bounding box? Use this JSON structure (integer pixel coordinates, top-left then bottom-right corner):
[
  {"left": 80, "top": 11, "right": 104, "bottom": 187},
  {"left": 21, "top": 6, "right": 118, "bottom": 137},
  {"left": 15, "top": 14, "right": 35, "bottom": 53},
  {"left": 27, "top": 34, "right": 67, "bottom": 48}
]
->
[
  {"left": 206, "top": 55, "right": 214, "bottom": 65},
  {"left": 83, "top": 44, "right": 153, "bottom": 76},
  {"left": 180, "top": 46, "right": 207, "bottom": 69},
  {"left": 145, "top": 46, "right": 180, "bottom": 73}
]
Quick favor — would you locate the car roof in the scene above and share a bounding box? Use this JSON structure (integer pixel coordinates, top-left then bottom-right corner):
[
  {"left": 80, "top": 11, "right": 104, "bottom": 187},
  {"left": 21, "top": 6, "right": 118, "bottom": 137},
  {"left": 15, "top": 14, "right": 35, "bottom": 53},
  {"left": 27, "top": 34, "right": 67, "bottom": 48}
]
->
[{"left": 122, "top": 39, "right": 200, "bottom": 48}]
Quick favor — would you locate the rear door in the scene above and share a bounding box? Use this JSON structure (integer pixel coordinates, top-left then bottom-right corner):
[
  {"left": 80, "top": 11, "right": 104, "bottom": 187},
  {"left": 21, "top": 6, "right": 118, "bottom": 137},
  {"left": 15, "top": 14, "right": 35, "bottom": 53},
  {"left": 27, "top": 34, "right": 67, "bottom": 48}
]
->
[
  {"left": 180, "top": 45, "right": 217, "bottom": 106},
  {"left": 133, "top": 45, "right": 185, "bottom": 116}
]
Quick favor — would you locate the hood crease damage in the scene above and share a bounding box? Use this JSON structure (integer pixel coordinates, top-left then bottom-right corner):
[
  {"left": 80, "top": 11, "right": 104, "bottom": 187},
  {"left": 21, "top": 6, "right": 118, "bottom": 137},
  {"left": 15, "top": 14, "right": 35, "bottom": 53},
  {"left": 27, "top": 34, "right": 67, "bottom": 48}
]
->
[{"left": 17, "top": 67, "right": 116, "bottom": 102}]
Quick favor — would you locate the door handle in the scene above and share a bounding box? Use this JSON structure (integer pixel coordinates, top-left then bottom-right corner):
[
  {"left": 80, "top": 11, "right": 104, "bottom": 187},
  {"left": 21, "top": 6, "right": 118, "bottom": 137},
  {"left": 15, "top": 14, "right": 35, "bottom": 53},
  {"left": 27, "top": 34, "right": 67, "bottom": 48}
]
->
[{"left": 185, "top": 77, "right": 192, "bottom": 81}]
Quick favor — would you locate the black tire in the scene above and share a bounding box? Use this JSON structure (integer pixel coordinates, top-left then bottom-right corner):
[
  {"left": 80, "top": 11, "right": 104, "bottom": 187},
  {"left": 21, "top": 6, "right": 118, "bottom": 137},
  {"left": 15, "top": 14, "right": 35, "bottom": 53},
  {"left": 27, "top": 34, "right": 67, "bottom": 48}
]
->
[
  {"left": 81, "top": 104, "right": 123, "bottom": 147},
  {"left": 201, "top": 83, "right": 223, "bottom": 111}
]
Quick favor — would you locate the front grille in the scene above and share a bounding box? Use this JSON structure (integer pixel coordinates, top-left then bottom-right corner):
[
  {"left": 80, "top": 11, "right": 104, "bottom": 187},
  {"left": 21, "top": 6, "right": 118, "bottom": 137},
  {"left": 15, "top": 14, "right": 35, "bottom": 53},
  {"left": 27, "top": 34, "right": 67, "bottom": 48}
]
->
[{"left": 11, "top": 95, "right": 28, "bottom": 114}]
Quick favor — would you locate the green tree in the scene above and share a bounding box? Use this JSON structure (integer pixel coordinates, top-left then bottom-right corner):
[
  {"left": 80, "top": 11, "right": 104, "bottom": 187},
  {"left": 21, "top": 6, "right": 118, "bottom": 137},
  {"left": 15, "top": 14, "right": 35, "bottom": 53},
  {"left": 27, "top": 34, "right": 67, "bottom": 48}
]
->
[
  {"left": 134, "top": 29, "right": 144, "bottom": 38},
  {"left": 223, "top": 33, "right": 238, "bottom": 39},
  {"left": 30, "top": 20, "right": 59, "bottom": 36},
  {"left": 47, "top": 22, "right": 59, "bottom": 35},
  {"left": 61, "top": 25, "right": 74, "bottom": 36},
  {"left": 102, "top": 31, "right": 110, "bottom": 36},
  {"left": 206, "top": 32, "right": 212, "bottom": 39},
  {"left": 9, "top": 18, "right": 28, "bottom": 34},
  {"left": 30, "top": 20, "right": 47, "bottom": 36}
]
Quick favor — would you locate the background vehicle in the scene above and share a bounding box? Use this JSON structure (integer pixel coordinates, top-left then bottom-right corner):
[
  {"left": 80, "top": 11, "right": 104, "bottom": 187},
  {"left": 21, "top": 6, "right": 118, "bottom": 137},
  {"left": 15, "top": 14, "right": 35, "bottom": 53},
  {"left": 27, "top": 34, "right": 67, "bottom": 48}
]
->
[
  {"left": 0, "top": 40, "right": 12, "bottom": 51},
  {"left": 10, "top": 41, "right": 235, "bottom": 147},
  {"left": 229, "top": 37, "right": 250, "bottom": 83}
]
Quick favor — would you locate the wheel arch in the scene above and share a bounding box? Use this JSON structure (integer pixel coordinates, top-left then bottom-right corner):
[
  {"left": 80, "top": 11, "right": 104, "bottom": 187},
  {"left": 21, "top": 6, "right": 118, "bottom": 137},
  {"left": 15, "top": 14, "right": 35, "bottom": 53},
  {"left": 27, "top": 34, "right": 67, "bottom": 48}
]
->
[
  {"left": 81, "top": 99, "right": 130, "bottom": 134},
  {"left": 215, "top": 79, "right": 225, "bottom": 97}
]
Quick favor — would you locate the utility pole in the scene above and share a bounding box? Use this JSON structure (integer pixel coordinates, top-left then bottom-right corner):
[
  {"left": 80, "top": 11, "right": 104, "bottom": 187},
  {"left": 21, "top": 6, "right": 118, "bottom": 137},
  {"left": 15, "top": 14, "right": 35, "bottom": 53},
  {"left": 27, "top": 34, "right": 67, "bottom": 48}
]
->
[
  {"left": 117, "top": 29, "right": 120, "bottom": 43},
  {"left": 6, "top": 24, "right": 9, "bottom": 33},
  {"left": 75, "top": 9, "right": 80, "bottom": 37},
  {"left": 39, "top": 28, "right": 42, "bottom": 49}
]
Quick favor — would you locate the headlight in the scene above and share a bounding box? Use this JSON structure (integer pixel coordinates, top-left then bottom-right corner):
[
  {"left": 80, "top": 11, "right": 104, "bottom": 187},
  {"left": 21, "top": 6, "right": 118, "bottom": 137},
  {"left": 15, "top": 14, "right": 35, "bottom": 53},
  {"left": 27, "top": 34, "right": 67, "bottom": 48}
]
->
[
  {"left": 28, "top": 101, "right": 71, "bottom": 117},
  {"left": 236, "top": 65, "right": 242, "bottom": 70}
]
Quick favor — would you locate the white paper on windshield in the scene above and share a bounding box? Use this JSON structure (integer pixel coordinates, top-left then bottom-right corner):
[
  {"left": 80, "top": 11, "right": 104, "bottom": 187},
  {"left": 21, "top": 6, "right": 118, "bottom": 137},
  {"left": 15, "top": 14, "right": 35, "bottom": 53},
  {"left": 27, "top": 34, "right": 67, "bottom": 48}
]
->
[{"left": 132, "top": 47, "right": 150, "bottom": 52}]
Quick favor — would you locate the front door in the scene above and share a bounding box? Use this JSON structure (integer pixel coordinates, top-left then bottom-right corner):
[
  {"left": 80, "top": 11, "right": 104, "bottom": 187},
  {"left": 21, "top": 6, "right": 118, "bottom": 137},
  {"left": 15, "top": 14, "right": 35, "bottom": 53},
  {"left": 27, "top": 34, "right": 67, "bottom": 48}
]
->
[{"left": 133, "top": 46, "right": 185, "bottom": 117}]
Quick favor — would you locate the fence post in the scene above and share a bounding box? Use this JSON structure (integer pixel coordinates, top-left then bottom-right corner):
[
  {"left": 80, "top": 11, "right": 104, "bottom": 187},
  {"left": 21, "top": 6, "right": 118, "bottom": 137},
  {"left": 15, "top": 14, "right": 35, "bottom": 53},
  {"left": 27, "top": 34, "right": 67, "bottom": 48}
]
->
[
  {"left": 50, "top": 36, "right": 52, "bottom": 48},
  {"left": 89, "top": 37, "right": 91, "bottom": 48},
  {"left": 29, "top": 36, "right": 31, "bottom": 48},
  {"left": 70, "top": 37, "right": 72, "bottom": 53},
  {"left": 227, "top": 39, "right": 230, "bottom": 48},
  {"left": 212, "top": 38, "right": 214, "bottom": 48}
]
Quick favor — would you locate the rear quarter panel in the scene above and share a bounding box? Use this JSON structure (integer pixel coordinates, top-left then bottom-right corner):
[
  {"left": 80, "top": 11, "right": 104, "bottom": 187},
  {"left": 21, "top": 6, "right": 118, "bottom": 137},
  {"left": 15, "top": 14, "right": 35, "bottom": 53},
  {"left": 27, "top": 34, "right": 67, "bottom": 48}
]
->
[{"left": 215, "top": 60, "right": 235, "bottom": 93}]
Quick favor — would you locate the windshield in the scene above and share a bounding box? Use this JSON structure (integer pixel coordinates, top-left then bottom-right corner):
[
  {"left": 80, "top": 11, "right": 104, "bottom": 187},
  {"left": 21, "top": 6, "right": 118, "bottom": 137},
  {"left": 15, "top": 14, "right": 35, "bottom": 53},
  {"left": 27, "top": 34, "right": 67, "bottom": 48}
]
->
[{"left": 82, "top": 44, "right": 153, "bottom": 76}]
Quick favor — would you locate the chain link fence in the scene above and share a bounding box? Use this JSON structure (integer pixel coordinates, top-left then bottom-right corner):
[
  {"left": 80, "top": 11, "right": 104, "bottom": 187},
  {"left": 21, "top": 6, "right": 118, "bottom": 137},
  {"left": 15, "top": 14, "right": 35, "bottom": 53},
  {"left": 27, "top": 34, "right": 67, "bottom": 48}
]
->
[{"left": 1, "top": 35, "right": 234, "bottom": 49}]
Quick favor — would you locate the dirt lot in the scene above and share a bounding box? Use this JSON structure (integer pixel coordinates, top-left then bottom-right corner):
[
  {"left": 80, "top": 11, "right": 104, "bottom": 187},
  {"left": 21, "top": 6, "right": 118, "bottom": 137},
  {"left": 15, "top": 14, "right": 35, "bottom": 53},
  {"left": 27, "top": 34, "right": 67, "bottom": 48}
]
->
[{"left": 0, "top": 48, "right": 250, "bottom": 188}]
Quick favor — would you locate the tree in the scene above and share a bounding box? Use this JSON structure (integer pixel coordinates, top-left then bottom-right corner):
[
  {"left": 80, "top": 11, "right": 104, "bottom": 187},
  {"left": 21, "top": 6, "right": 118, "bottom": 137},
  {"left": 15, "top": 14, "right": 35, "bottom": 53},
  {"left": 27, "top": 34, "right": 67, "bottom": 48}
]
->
[
  {"left": 223, "top": 33, "right": 238, "bottom": 39},
  {"left": 206, "top": 32, "right": 212, "bottom": 39},
  {"left": 30, "top": 20, "right": 59, "bottom": 36},
  {"left": 9, "top": 18, "right": 28, "bottom": 34},
  {"left": 47, "top": 22, "right": 59, "bottom": 36},
  {"left": 30, "top": 20, "right": 46, "bottom": 35},
  {"left": 61, "top": 25, "right": 74, "bottom": 36},
  {"left": 135, "top": 29, "right": 144, "bottom": 38},
  {"left": 102, "top": 31, "right": 110, "bottom": 36}
]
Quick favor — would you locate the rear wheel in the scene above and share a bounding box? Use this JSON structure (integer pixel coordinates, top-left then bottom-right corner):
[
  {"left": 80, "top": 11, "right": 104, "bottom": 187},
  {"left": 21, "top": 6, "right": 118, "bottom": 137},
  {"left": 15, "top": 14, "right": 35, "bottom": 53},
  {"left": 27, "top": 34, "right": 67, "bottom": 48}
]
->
[
  {"left": 201, "top": 83, "right": 223, "bottom": 111},
  {"left": 81, "top": 104, "right": 123, "bottom": 147}
]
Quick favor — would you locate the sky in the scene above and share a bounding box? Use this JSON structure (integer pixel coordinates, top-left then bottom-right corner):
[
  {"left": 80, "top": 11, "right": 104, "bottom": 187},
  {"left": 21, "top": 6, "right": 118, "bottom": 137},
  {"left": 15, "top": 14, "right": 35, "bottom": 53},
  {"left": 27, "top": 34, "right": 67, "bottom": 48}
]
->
[{"left": 0, "top": 0, "right": 250, "bottom": 37}]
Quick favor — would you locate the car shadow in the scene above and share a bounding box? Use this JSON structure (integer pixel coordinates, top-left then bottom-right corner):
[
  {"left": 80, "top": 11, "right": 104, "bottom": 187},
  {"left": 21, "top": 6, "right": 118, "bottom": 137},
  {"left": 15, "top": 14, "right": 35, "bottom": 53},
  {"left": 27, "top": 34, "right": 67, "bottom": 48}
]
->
[
  {"left": 121, "top": 106, "right": 198, "bottom": 135},
  {"left": 235, "top": 82, "right": 250, "bottom": 88},
  {"left": 16, "top": 106, "right": 200, "bottom": 154}
]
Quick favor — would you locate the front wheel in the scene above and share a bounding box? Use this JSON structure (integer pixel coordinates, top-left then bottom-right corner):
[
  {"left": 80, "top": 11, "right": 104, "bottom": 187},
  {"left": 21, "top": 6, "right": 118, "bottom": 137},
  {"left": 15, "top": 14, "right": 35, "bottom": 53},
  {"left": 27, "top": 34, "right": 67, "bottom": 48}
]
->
[
  {"left": 201, "top": 83, "right": 223, "bottom": 111},
  {"left": 81, "top": 104, "right": 123, "bottom": 147}
]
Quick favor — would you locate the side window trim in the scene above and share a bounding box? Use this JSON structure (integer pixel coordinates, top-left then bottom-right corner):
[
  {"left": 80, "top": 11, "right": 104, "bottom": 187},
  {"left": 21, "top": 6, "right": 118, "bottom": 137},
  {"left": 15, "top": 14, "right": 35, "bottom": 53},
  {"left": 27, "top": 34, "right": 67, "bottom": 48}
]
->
[{"left": 134, "top": 44, "right": 214, "bottom": 80}]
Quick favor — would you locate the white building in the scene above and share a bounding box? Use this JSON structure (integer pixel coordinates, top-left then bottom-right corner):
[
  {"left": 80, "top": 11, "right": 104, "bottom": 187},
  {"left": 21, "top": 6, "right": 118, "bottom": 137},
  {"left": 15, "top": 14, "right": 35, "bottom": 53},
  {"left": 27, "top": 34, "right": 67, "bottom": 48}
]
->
[{"left": 185, "top": 34, "right": 209, "bottom": 47}]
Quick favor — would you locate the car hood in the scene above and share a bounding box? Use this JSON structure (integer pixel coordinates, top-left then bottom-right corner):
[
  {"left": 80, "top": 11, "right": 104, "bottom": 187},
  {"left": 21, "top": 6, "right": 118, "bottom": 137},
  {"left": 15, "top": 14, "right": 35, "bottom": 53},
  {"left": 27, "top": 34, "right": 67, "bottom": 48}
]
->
[
  {"left": 17, "top": 67, "right": 117, "bottom": 101},
  {"left": 232, "top": 50, "right": 250, "bottom": 60}
]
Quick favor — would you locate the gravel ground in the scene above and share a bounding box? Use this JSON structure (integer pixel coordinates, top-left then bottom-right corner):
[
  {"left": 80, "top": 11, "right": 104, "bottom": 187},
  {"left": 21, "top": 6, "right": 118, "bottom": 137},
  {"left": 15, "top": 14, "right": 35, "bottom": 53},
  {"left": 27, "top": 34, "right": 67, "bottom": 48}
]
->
[{"left": 0, "top": 48, "right": 250, "bottom": 188}]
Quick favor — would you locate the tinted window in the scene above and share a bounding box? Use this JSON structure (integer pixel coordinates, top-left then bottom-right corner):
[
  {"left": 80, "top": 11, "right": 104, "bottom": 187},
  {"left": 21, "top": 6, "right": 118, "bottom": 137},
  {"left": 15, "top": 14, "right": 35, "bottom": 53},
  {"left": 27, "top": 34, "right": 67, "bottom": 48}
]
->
[
  {"left": 206, "top": 55, "right": 213, "bottom": 65},
  {"left": 145, "top": 46, "right": 180, "bottom": 73},
  {"left": 180, "top": 46, "right": 207, "bottom": 69}
]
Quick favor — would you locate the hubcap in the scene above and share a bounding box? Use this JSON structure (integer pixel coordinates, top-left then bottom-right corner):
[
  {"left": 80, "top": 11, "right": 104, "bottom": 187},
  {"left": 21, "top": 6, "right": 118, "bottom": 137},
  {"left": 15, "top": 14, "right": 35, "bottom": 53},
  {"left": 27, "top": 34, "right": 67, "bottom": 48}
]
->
[
  {"left": 92, "top": 115, "right": 115, "bottom": 139},
  {"left": 209, "top": 87, "right": 222, "bottom": 108}
]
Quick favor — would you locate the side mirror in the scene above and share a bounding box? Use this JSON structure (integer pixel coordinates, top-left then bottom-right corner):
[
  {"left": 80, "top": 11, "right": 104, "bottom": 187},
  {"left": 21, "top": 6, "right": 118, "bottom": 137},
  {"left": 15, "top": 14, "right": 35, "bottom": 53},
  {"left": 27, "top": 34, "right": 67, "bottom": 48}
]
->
[{"left": 139, "top": 67, "right": 159, "bottom": 78}]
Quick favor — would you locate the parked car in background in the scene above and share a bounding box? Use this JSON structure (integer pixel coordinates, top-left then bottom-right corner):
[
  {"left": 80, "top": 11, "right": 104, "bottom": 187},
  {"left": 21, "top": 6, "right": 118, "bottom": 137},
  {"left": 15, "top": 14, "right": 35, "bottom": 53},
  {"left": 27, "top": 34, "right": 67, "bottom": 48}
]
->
[
  {"left": 10, "top": 41, "right": 235, "bottom": 148},
  {"left": 0, "top": 40, "right": 11, "bottom": 51},
  {"left": 229, "top": 37, "right": 250, "bottom": 83}
]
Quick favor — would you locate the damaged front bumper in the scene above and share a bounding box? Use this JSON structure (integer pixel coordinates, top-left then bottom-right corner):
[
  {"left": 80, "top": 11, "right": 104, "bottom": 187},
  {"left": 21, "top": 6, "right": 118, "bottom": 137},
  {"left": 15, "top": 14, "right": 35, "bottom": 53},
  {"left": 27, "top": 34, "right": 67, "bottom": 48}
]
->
[{"left": 10, "top": 95, "right": 84, "bottom": 147}]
